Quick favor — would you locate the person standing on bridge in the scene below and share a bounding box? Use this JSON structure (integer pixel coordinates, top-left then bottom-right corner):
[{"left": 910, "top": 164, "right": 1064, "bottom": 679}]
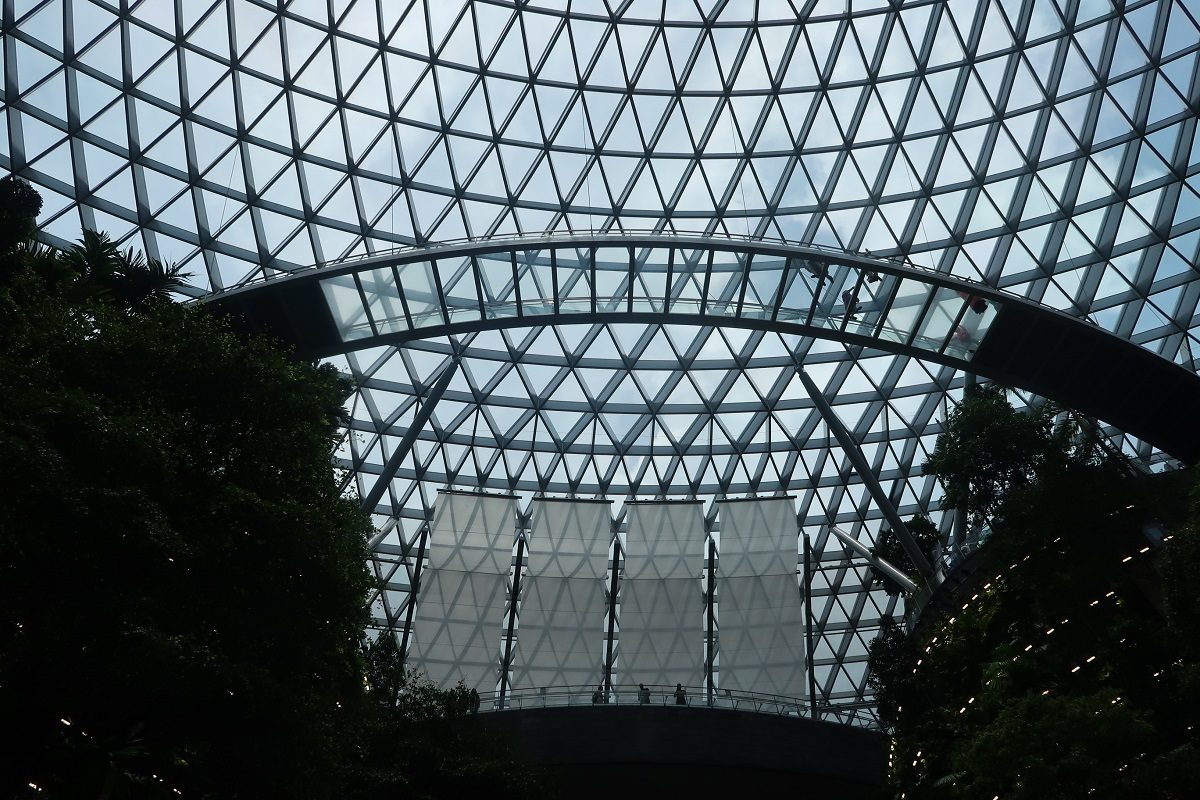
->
[
  {"left": 638, "top": 683, "right": 650, "bottom": 704},
  {"left": 675, "top": 684, "right": 687, "bottom": 706}
]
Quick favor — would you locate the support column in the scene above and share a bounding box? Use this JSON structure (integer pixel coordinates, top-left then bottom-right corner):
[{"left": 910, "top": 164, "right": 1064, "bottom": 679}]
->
[
  {"left": 397, "top": 527, "right": 429, "bottom": 669},
  {"left": 603, "top": 541, "right": 620, "bottom": 695},
  {"left": 802, "top": 534, "right": 818, "bottom": 718},
  {"left": 361, "top": 353, "right": 462, "bottom": 514},
  {"left": 827, "top": 525, "right": 918, "bottom": 595},
  {"left": 371, "top": 355, "right": 462, "bottom": 672},
  {"left": 795, "top": 366, "right": 936, "bottom": 584},
  {"left": 498, "top": 533, "right": 525, "bottom": 709},
  {"left": 705, "top": 538, "right": 717, "bottom": 706}
]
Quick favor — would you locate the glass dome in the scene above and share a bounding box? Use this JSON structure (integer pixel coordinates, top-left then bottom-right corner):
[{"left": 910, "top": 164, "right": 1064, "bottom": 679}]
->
[{"left": 5, "top": 0, "right": 1198, "bottom": 718}]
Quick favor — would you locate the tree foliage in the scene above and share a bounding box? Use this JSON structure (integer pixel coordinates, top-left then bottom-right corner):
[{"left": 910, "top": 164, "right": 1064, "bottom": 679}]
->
[
  {"left": 0, "top": 180, "right": 373, "bottom": 797},
  {"left": 869, "top": 379, "right": 1200, "bottom": 799},
  {"left": 869, "top": 514, "right": 941, "bottom": 596},
  {"left": 1159, "top": 482, "right": 1200, "bottom": 660},
  {"left": 0, "top": 178, "right": 541, "bottom": 799},
  {"left": 950, "top": 690, "right": 1156, "bottom": 800},
  {"left": 0, "top": 174, "right": 42, "bottom": 253},
  {"left": 865, "top": 617, "right": 915, "bottom": 726},
  {"left": 922, "top": 386, "right": 1108, "bottom": 529},
  {"left": 56, "top": 229, "right": 194, "bottom": 310},
  {"left": 352, "top": 634, "right": 544, "bottom": 800}
]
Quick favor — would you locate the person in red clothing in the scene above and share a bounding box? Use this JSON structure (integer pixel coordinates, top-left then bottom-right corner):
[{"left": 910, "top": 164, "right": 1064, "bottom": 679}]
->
[{"left": 957, "top": 291, "right": 988, "bottom": 314}]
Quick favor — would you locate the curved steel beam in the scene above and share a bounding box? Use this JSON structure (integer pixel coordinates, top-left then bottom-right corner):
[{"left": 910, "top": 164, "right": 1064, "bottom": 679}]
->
[
  {"left": 360, "top": 354, "right": 461, "bottom": 514},
  {"left": 206, "top": 233, "right": 1200, "bottom": 465},
  {"left": 799, "top": 369, "right": 935, "bottom": 584}
]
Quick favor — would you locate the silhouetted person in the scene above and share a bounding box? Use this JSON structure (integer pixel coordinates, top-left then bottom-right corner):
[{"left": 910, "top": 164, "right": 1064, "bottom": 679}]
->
[
  {"left": 675, "top": 684, "right": 687, "bottom": 706},
  {"left": 469, "top": 688, "right": 480, "bottom": 713},
  {"left": 858, "top": 258, "right": 881, "bottom": 283},
  {"left": 592, "top": 685, "right": 605, "bottom": 704},
  {"left": 842, "top": 289, "right": 862, "bottom": 318},
  {"left": 638, "top": 683, "right": 650, "bottom": 704}
]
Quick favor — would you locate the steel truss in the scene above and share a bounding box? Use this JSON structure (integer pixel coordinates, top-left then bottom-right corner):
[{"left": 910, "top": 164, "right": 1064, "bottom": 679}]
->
[{"left": 6, "top": 0, "right": 1200, "bottom": 720}]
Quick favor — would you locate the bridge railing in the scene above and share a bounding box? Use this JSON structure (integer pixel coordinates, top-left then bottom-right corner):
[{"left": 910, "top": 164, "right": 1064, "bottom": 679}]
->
[
  {"left": 482, "top": 684, "right": 878, "bottom": 728},
  {"left": 230, "top": 227, "right": 957, "bottom": 289}
]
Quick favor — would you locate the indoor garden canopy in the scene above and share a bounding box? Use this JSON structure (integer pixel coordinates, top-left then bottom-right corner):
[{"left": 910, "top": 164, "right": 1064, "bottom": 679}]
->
[{"left": 4, "top": 0, "right": 1199, "bottom": 721}]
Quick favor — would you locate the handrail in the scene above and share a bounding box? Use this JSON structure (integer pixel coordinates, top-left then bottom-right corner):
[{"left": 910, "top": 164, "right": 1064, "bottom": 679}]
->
[
  {"left": 203, "top": 228, "right": 1046, "bottom": 333},
  {"left": 475, "top": 683, "right": 879, "bottom": 728},
  {"left": 226, "top": 227, "right": 971, "bottom": 291}
]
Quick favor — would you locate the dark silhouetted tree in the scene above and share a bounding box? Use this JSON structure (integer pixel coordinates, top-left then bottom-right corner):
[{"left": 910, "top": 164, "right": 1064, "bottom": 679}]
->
[
  {"left": 1, "top": 179, "right": 373, "bottom": 798},
  {"left": 869, "top": 514, "right": 941, "bottom": 596}
]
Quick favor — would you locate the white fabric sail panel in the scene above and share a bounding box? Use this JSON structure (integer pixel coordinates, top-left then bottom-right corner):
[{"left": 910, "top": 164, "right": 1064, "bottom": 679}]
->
[
  {"left": 717, "top": 497, "right": 799, "bottom": 577},
  {"left": 527, "top": 498, "right": 612, "bottom": 578},
  {"left": 428, "top": 491, "right": 517, "bottom": 573},
  {"left": 618, "top": 502, "right": 704, "bottom": 686},
  {"left": 623, "top": 501, "right": 704, "bottom": 579},
  {"left": 511, "top": 499, "right": 612, "bottom": 690},
  {"left": 618, "top": 578, "right": 703, "bottom": 687},
  {"left": 511, "top": 576, "right": 605, "bottom": 690},
  {"left": 408, "top": 568, "right": 506, "bottom": 691},
  {"left": 715, "top": 498, "right": 805, "bottom": 697},
  {"left": 717, "top": 574, "right": 807, "bottom": 698}
]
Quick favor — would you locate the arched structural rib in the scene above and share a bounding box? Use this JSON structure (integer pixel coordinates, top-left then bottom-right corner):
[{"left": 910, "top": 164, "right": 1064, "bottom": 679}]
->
[{"left": 208, "top": 233, "right": 1200, "bottom": 465}]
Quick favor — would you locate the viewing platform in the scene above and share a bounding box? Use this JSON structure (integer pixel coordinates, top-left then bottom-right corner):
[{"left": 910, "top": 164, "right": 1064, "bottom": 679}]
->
[{"left": 470, "top": 702, "right": 887, "bottom": 799}]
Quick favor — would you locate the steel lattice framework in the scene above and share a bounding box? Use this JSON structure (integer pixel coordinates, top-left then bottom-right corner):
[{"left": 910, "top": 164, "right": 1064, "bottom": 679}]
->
[{"left": 4, "top": 0, "right": 1200, "bottom": 718}]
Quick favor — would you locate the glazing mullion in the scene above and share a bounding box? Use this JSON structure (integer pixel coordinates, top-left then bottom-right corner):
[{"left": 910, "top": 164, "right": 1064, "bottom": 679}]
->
[
  {"left": 700, "top": 249, "right": 716, "bottom": 316},
  {"left": 734, "top": 252, "right": 754, "bottom": 316},
  {"left": 510, "top": 251, "right": 522, "bottom": 317},
  {"left": 936, "top": 297, "right": 974, "bottom": 356},
  {"left": 871, "top": 276, "right": 903, "bottom": 339},
  {"left": 901, "top": 286, "right": 940, "bottom": 350},
  {"left": 551, "top": 248, "right": 561, "bottom": 313},
  {"left": 836, "top": 268, "right": 870, "bottom": 335},
  {"left": 353, "top": 272, "right": 381, "bottom": 337},
  {"left": 770, "top": 257, "right": 796, "bottom": 322},
  {"left": 428, "top": 257, "right": 452, "bottom": 326},
  {"left": 391, "top": 263, "right": 414, "bottom": 328}
]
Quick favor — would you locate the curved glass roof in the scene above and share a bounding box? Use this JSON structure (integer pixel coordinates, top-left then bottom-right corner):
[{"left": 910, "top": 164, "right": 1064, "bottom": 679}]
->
[{"left": 5, "top": 0, "right": 1199, "bottom": 716}]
